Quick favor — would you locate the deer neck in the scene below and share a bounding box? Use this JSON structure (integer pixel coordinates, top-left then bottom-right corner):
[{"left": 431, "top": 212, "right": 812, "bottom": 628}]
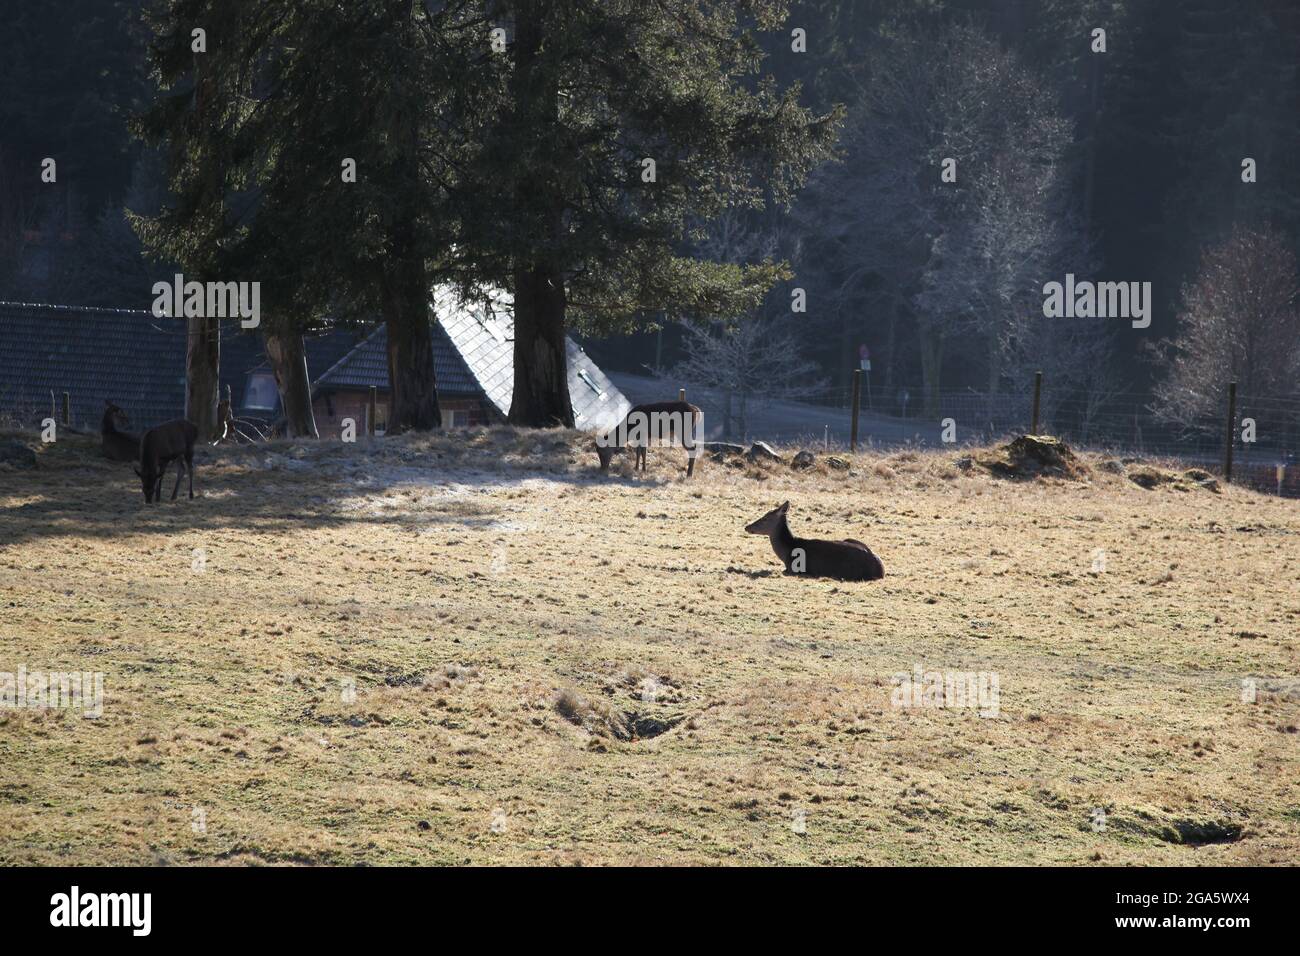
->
[{"left": 768, "top": 515, "right": 797, "bottom": 566}]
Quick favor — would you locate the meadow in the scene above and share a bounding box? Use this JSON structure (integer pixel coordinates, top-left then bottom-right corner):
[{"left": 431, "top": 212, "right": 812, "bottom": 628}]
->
[{"left": 1, "top": 428, "right": 1296, "bottom": 865}]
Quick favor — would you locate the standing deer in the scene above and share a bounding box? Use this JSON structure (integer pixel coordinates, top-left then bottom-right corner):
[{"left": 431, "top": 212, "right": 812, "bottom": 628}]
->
[
  {"left": 745, "top": 501, "right": 884, "bottom": 581},
  {"left": 101, "top": 401, "right": 141, "bottom": 463},
  {"left": 595, "top": 401, "right": 703, "bottom": 476},
  {"left": 134, "top": 420, "right": 198, "bottom": 503}
]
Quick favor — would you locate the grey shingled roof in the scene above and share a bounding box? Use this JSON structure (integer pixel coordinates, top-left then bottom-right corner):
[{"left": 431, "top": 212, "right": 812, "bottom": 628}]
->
[
  {"left": 433, "top": 286, "right": 630, "bottom": 431},
  {"left": 0, "top": 302, "right": 189, "bottom": 427},
  {"left": 313, "top": 322, "right": 481, "bottom": 397},
  {"left": 0, "top": 302, "right": 357, "bottom": 426},
  {"left": 0, "top": 294, "right": 629, "bottom": 431}
]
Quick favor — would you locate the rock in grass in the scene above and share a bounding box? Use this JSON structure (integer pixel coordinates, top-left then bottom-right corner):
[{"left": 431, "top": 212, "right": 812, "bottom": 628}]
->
[
  {"left": 704, "top": 441, "right": 746, "bottom": 461},
  {"left": 791, "top": 450, "right": 816, "bottom": 470},
  {"left": 980, "top": 435, "right": 1081, "bottom": 480},
  {"left": 746, "top": 441, "right": 784, "bottom": 464}
]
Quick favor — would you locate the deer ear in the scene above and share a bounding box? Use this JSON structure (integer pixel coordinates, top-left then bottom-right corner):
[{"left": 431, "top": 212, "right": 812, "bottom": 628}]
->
[{"left": 780, "top": 501, "right": 790, "bottom": 511}]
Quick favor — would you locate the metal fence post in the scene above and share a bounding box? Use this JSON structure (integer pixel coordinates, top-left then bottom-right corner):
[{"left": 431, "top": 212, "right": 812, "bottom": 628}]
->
[
  {"left": 1030, "top": 371, "right": 1042, "bottom": 434},
  {"left": 1224, "top": 381, "right": 1237, "bottom": 482},
  {"left": 850, "top": 368, "right": 862, "bottom": 452}
]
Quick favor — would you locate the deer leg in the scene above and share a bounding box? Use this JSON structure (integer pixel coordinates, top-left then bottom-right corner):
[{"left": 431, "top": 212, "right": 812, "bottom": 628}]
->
[
  {"left": 187, "top": 451, "right": 195, "bottom": 498},
  {"left": 171, "top": 459, "right": 184, "bottom": 500}
]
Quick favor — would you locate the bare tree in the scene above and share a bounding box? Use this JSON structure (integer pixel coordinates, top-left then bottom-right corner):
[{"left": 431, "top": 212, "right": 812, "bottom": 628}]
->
[
  {"left": 667, "top": 210, "right": 822, "bottom": 439},
  {"left": 672, "top": 315, "right": 823, "bottom": 440},
  {"left": 798, "top": 23, "right": 1077, "bottom": 416},
  {"left": 1152, "top": 224, "right": 1300, "bottom": 429}
]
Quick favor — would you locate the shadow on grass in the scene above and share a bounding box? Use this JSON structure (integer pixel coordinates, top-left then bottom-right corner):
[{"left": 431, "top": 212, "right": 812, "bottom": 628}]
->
[{"left": 0, "top": 428, "right": 693, "bottom": 547}]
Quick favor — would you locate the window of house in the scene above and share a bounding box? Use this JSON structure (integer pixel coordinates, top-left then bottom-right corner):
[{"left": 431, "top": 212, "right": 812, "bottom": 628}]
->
[
  {"left": 243, "top": 371, "right": 279, "bottom": 411},
  {"left": 449, "top": 409, "right": 469, "bottom": 428}
]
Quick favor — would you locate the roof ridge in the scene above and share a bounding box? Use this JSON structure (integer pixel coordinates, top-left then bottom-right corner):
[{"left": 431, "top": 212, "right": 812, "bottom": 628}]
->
[
  {"left": 0, "top": 300, "right": 155, "bottom": 316},
  {"left": 312, "top": 324, "right": 384, "bottom": 392}
]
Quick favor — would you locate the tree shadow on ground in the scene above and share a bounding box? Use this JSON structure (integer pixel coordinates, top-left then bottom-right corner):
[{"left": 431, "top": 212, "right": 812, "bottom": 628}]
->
[{"left": 0, "top": 428, "right": 702, "bottom": 548}]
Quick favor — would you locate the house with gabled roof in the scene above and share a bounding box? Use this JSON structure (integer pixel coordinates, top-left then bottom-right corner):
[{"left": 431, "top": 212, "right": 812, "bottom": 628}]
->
[{"left": 0, "top": 293, "right": 629, "bottom": 437}]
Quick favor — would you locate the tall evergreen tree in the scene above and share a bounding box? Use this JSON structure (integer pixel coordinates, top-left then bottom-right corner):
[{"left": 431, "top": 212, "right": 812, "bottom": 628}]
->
[
  {"left": 448, "top": 1, "right": 840, "bottom": 426},
  {"left": 133, "top": 0, "right": 476, "bottom": 432}
]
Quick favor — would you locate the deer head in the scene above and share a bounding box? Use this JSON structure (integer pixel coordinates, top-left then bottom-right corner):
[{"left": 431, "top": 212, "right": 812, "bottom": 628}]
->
[
  {"left": 744, "top": 501, "right": 790, "bottom": 535},
  {"left": 103, "top": 400, "right": 130, "bottom": 429}
]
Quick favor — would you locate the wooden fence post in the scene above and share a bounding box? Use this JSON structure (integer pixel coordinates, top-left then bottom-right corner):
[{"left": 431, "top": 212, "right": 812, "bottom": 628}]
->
[
  {"left": 62, "top": 391, "right": 71, "bottom": 426},
  {"left": 850, "top": 368, "right": 862, "bottom": 452},
  {"left": 678, "top": 388, "right": 686, "bottom": 403},
  {"left": 368, "top": 386, "right": 378, "bottom": 437},
  {"left": 1030, "top": 371, "right": 1042, "bottom": 435},
  {"left": 1224, "top": 381, "right": 1237, "bottom": 482}
]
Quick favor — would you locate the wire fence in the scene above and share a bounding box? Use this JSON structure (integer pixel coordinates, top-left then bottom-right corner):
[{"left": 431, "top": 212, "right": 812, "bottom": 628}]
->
[{"left": 690, "top": 377, "right": 1300, "bottom": 499}]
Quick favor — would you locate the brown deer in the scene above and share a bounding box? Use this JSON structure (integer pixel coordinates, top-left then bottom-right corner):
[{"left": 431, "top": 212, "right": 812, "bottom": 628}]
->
[
  {"left": 595, "top": 401, "right": 703, "bottom": 476},
  {"left": 101, "top": 401, "right": 140, "bottom": 463},
  {"left": 134, "top": 420, "right": 198, "bottom": 503},
  {"left": 745, "top": 501, "right": 884, "bottom": 581}
]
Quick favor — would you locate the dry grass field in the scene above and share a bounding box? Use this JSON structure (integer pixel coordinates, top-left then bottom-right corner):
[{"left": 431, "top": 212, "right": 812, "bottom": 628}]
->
[{"left": 1, "top": 427, "right": 1297, "bottom": 866}]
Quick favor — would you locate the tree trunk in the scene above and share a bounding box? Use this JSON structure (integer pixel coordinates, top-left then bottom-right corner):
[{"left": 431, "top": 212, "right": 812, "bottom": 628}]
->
[
  {"left": 381, "top": 281, "right": 441, "bottom": 433},
  {"left": 918, "top": 320, "right": 944, "bottom": 419},
  {"left": 264, "top": 330, "right": 318, "bottom": 438},
  {"left": 506, "top": 2, "right": 573, "bottom": 429},
  {"left": 186, "top": 315, "right": 220, "bottom": 439},
  {"left": 884, "top": 302, "right": 898, "bottom": 391},
  {"left": 508, "top": 264, "right": 574, "bottom": 427},
  {"left": 986, "top": 326, "right": 1002, "bottom": 396}
]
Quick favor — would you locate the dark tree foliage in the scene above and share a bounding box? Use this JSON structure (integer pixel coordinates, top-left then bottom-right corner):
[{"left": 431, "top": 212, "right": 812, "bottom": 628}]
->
[{"left": 444, "top": 0, "right": 841, "bottom": 425}]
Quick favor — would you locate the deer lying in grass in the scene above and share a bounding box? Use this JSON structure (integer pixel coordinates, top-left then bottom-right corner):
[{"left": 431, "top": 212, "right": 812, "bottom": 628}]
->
[
  {"left": 595, "top": 401, "right": 703, "bottom": 476},
  {"left": 101, "top": 401, "right": 140, "bottom": 463},
  {"left": 745, "top": 501, "right": 884, "bottom": 581},
  {"left": 134, "top": 420, "right": 198, "bottom": 503}
]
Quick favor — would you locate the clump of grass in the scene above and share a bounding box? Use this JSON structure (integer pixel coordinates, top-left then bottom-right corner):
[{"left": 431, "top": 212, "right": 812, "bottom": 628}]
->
[{"left": 554, "top": 687, "right": 629, "bottom": 739}]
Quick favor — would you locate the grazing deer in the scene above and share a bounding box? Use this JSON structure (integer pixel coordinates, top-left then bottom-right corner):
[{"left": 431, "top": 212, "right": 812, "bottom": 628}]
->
[
  {"left": 134, "top": 420, "right": 198, "bottom": 503},
  {"left": 745, "top": 501, "right": 884, "bottom": 581},
  {"left": 101, "top": 401, "right": 141, "bottom": 463},
  {"left": 595, "top": 401, "right": 703, "bottom": 476}
]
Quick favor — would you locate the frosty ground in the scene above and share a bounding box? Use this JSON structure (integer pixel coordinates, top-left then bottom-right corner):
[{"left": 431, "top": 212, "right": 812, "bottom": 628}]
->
[{"left": 0, "top": 428, "right": 1296, "bottom": 865}]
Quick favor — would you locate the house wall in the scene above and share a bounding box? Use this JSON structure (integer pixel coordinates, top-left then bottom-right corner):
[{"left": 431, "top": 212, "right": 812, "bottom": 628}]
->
[{"left": 312, "top": 391, "right": 495, "bottom": 438}]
